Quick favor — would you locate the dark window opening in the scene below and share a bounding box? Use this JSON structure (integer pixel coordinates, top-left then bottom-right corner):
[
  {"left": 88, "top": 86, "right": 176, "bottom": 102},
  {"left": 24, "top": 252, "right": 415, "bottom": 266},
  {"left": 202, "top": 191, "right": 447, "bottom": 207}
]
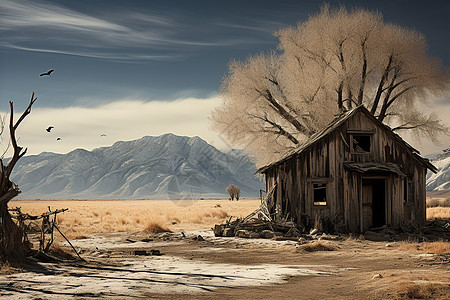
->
[
  {"left": 352, "top": 135, "right": 371, "bottom": 153},
  {"left": 404, "top": 179, "right": 414, "bottom": 203},
  {"left": 313, "top": 183, "right": 327, "bottom": 206}
]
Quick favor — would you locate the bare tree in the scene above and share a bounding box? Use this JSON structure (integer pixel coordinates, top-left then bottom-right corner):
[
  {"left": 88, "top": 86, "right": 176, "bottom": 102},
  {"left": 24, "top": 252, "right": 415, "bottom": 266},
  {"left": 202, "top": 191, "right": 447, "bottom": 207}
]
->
[
  {"left": 234, "top": 186, "right": 240, "bottom": 201},
  {"left": 0, "top": 93, "right": 37, "bottom": 260},
  {"left": 226, "top": 184, "right": 235, "bottom": 200},
  {"left": 226, "top": 184, "right": 240, "bottom": 201},
  {"left": 211, "top": 6, "right": 449, "bottom": 164}
]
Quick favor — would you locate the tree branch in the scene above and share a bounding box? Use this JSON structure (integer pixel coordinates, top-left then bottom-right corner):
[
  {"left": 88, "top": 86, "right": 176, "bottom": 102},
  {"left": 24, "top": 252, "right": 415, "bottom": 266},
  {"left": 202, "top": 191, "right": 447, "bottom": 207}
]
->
[
  {"left": 378, "top": 68, "right": 400, "bottom": 122},
  {"left": 357, "top": 39, "right": 368, "bottom": 105},
  {"left": 256, "top": 88, "right": 315, "bottom": 136},
  {"left": 249, "top": 113, "right": 299, "bottom": 145},
  {"left": 371, "top": 55, "right": 393, "bottom": 114},
  {"left": 4, "top": 93, "right": 37, "bottom": 181}
]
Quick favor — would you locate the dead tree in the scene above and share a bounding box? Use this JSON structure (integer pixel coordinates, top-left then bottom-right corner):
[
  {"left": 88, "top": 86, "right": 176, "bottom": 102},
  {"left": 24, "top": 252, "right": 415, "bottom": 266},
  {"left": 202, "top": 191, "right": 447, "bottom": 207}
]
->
[{"left": 0, "top": 93, "right": 37, "bottom": 260}]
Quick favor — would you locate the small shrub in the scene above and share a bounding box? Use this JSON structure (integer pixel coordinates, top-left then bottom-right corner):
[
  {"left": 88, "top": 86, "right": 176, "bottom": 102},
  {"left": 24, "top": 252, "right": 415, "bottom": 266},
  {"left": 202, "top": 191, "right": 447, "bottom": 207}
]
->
[
  {"left": 345, "top": 234, "right": 365, "bottom": 242},
  {"left": 210, "top": 209, "right": 229, "bottom": 219},
  {"left": 298, "top": 241, "right": 337, "bottom": 252},
  {"left": 144, "top": 221, "right": 171, "bottom": 234}
]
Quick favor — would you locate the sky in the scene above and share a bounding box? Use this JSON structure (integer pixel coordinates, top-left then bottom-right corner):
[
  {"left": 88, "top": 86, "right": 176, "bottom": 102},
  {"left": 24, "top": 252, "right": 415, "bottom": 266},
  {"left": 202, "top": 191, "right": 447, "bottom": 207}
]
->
[{"left": 0, "top": 0, "right": 449, "bottom": 157}]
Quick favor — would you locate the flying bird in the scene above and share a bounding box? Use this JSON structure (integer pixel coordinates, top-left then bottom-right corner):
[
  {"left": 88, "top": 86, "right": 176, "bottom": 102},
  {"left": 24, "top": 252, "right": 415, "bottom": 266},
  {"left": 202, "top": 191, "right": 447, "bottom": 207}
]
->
[
  {"left": 56, "top": 137, "right": 62, "bottom": 141},
  {"left": 100, "top": 134, "right": 107, "bottom": 136},
  {"left": 40, "top": 69, "right": 54, "bottom": 77},
  {"left": 46, "top": 126, "right": 54, "bottom": 132}
]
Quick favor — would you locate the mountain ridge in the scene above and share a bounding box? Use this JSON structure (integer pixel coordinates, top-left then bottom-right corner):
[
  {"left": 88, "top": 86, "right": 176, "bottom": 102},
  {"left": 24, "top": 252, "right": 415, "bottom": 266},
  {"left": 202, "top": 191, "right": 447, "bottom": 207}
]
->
[
  {"left": 426, "top": 148, "right": 450, "bottom": 193},
  {"left": 11, "top": 134, "right": 264, "bottom": 200}
]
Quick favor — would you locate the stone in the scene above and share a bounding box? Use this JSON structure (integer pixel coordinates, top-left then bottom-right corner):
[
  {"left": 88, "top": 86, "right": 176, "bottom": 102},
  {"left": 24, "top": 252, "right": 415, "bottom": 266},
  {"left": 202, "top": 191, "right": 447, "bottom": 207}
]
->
[{"left": 261, "top": 230, "right": 275, "bottom": 239}]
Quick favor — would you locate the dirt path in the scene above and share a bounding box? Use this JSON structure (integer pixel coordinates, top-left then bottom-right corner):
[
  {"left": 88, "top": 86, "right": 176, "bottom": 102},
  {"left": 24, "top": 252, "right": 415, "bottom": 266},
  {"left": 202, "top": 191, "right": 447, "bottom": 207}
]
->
[{"left": 1, "top": 230, "right": 449, "bottom": 299}]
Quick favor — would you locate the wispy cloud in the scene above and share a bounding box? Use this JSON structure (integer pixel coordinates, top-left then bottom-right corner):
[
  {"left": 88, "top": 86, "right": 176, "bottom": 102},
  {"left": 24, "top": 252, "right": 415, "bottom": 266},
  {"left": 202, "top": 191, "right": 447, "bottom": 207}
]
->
[
  {"left": 0, "top": 0, "right": 126, "bottom": 30},
  {"left": 215, "top": 21, "right": 283, "bottom": 35},
  {"left": 2, "top": 96, "right": 228, "bottom": 155},
  {"left": 0, "top": 0, "right": 270, "bottom": 61},
  {"left": 0, "top": 43, "right": 180, "bottom": 61}
]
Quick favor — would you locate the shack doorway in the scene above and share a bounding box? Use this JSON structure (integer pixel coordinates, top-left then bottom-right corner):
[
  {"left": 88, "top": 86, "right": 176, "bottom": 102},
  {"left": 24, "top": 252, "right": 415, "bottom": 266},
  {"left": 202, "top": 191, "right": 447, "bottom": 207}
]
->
[{"left": 361, "top": 178, "right": 386, "bottom": 231}]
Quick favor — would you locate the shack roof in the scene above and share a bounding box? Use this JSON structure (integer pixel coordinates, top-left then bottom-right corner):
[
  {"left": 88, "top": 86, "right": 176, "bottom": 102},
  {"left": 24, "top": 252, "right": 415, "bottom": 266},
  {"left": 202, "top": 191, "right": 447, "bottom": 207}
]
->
[{"left": 257, "top": 105, "right": 437, "bottom": 174}]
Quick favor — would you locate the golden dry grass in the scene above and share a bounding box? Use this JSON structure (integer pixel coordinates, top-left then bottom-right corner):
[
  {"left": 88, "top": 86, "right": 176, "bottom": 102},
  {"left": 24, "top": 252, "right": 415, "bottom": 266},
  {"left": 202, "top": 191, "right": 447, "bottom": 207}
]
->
[
  {"left": 395, "top": 282, "right": 447, "bottom": 299},
  {"left": 426, "top": 196, "right": 450, "bottom": 220},
  {"left": 144, "top": 221, "right": 171, "bottom": 234},
  {"left": 396, "top": 241, "right": 450, "bottom": 255},
  {"left": 10, "top": 199, "right": 260, "bottom": 239},
  {"left": 427, "top": 207, "right": 450, "bottom": 220},
  {"left": 0, "top": 262, "right": 18, "bottom": 275},
  {"left": 297, "top": 241, "right": 337, "bottom": 252}
]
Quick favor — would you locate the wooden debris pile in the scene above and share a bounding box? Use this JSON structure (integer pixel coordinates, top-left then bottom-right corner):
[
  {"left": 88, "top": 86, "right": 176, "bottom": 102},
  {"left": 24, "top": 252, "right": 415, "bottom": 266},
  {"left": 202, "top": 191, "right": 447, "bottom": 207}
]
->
[
  {"left": 214, "top": 199, "right": 302, "bottom": 239},
  {"left": 9, "top": 206, "right": 84, "bottom": 261}
]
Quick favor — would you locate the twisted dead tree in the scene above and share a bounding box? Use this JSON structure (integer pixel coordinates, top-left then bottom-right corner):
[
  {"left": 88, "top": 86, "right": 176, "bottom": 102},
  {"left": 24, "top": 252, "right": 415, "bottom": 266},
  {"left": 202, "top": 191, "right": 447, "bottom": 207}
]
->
[{"left": 0, "top": 92, "right": 37, "bottom": 260}]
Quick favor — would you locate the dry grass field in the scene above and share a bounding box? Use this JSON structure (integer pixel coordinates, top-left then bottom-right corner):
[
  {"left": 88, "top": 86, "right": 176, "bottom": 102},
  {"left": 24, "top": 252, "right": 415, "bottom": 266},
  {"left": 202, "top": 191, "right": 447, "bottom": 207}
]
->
[
  {"left": 426, "top": 196, "right": 450, "bottom": 220},
  {"left": 9, "top": 196, "right": 449, "bottom": 241},
  {"left": 9, "top": 198, "right": 260, "bottom": 240},
  {"left": 10, "top": 196, "right": 449, "bottom": 239}
]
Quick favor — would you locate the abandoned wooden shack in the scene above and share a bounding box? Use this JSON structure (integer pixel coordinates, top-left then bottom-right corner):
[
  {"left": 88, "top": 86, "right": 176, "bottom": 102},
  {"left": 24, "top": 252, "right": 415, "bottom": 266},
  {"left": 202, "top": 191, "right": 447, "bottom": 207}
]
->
[{"left": 257, "top": 105, "right": 437, "bottom": 233}]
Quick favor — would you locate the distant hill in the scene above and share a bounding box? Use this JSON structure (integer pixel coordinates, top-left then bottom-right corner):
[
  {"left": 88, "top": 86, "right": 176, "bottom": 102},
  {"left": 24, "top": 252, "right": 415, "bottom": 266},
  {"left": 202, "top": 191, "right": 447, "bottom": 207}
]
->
[
  {"left": 11, "top": 134, "right": 264, "bottom": 200},
  {"left": 426, "top": 148, "right": 450, "bottom": 195}
]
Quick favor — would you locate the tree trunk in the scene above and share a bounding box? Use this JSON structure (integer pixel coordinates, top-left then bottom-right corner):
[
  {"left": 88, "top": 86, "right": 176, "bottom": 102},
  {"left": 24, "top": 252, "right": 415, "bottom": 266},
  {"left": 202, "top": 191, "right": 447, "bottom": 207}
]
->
[
  {"left": 0, "top": 94, "right": 37, "bottom": 261},
  {"left": 0, "top": 191, "right": 30, "bottom": 260}
]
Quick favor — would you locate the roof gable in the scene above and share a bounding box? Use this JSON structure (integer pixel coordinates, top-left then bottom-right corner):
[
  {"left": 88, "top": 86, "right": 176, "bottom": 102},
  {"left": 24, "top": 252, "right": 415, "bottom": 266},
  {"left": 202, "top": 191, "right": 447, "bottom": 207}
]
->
[{"left": 257, "top": 105, "right": 436, "bottom": 173}]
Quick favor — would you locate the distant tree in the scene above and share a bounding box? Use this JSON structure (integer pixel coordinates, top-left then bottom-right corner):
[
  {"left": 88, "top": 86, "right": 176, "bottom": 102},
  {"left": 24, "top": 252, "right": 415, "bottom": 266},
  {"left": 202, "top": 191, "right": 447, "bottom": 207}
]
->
[
  {"left": 211, "top": 6, "right": 449, "bottom": 164},
  {"left": 226, "top": 184, "right": 240, "bottom": 201},
  {"left": 226, "top": 184, "right": 235, "bottom": 200},
  {"left": 234, "top": 186, "right": 240, "bottom": 201},
  {"left": 0, "top": 93, "right": 37, "bottom": 260}
]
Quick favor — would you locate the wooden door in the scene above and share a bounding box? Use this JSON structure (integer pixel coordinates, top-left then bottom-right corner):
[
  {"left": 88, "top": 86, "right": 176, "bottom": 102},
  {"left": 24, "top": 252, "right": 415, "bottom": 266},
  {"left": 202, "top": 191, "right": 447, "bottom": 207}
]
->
[{"left": 362, "top": 183, "right": 373, "bottom": 232}]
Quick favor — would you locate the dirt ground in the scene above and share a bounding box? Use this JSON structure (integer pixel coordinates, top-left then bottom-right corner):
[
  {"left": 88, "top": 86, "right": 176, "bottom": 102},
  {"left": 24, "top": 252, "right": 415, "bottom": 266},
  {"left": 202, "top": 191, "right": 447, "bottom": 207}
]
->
[{"left": 1, "top": 229, "right": 449, "bottom": 299}]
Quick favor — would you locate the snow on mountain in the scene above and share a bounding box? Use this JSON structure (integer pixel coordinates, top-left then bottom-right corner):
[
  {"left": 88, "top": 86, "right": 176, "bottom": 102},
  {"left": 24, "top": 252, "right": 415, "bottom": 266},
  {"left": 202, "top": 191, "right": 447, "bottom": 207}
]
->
[
  {"left": 11, "top": 134, "right": 264, "bottom": 200},
  {"left": 426, "top": 148, "right": 450, "bottom": 192}
]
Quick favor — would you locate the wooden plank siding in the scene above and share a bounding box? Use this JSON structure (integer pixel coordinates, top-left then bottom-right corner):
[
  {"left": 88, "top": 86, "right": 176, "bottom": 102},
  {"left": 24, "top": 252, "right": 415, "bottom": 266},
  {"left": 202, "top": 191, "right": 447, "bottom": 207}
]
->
[{"left": 261, "top": 107, "right": 432, "bottom": 232}]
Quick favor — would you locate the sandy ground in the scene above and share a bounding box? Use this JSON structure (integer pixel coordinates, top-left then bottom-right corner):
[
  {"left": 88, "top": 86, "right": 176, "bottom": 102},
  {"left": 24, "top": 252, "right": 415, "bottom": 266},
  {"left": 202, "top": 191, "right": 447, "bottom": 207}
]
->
[{"left": 1, "top": 229, "right": 449, "bottom": 299}]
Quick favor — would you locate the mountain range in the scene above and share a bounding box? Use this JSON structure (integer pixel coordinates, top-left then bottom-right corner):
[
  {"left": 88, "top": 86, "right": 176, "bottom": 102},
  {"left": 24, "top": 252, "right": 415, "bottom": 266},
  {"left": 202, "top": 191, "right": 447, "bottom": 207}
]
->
[
  {"left": 11, "top": 134, "right": 264, "bottom": 200},
  {"left": 426, "top": 148, "right": 450, "bottom": 196}
]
